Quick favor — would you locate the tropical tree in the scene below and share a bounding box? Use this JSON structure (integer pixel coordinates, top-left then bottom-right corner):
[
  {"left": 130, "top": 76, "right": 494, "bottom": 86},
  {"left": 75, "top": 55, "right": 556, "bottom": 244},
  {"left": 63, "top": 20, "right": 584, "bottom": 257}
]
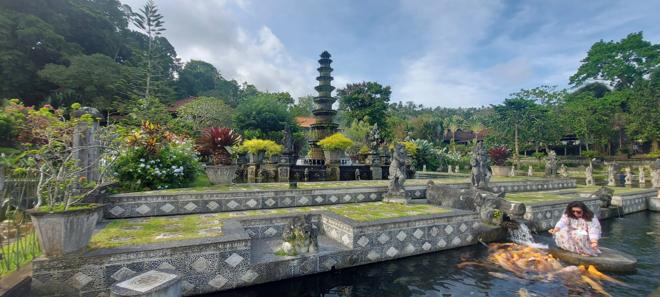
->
[
  {"left": 234, "top": 94, "right": 296, "bottom": 141},
  {"left": 176, "top": 60, "right": 220, "bottom": 98},
  {"left": 132, "top": 0, "right": 166, "bottom": 98},
  {"left": 570, "top": 32, "right": 660, "bottom": 90},
  {"left": 175, "top": 97, "right": 234, "bottom": 134},
  {"left": 337, "top": 81, "right": 391, "bottom": 135}
]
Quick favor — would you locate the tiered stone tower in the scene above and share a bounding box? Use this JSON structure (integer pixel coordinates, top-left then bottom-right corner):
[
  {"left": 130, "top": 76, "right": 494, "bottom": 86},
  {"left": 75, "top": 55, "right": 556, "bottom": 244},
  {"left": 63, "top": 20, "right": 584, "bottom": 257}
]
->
[{"left": 308, "top": 51, "right": 338, "bottom": 162}]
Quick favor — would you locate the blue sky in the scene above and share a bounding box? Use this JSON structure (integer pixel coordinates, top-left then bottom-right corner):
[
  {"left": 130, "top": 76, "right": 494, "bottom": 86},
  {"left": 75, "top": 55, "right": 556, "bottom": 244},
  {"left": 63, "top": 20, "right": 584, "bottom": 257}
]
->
[{"left": 121, "top": 0, "right": 660, "bottom": 107}]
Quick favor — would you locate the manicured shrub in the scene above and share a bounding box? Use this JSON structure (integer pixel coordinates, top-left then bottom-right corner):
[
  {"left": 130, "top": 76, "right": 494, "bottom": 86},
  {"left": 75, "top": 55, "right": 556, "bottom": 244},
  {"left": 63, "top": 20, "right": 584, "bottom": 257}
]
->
[
  {"left": 238, "top": 139, "right": 283, "bottom": 156},
  {"left": 318, "top": 133, "right": 353, "bottom": 151}
]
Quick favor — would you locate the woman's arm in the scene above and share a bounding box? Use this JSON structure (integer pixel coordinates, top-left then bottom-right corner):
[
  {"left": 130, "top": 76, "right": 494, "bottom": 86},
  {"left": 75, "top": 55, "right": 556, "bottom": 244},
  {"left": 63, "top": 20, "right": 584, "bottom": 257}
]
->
[
  {"left": 588, "top": 217, "right": 601, "bottom": 241},
  {"left": 550, "top": 214, "right": 568, "bottom": 234}
]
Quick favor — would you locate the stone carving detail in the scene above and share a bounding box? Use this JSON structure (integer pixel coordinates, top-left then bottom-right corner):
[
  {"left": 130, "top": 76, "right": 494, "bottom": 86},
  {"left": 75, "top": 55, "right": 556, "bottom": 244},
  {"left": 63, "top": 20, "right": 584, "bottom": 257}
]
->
[
  {"left": 355, "top": 168, "right": 361, "bottom": 181},
  {"left": 510, "top": 166, "right": 516, "bottom": 177},
  {"left": 639, "top": 167, "right": 646, "bottom": 185},
  {"left": 585, "top": 163, "right": 594, "bottom": 186},
  {"left": 589, "top": 186, "right": 614, "bottom": 208},
  {"left": 545, "top": 150, "right": 558, "bottom": 176},
  {"left": 606, "top": 162, "right": 617, "bottom": 186},
  {"left": 278, "top": 215, "right": 318, "bottom": 256},
  {"left": 559, "top": 164, "right": 568, "bottom": 178},
  {"left": 528, "top": 165, "right": 533, "bottom": 177},
  {"left": 470, "top": 141, "right": 491, "bottom": 189},
  {"left": 426, "top": 181, "right": 525, "bottom": 225},
  {"left": 624, "top": 167, "right": 633, "bottom": 185},
  {"left": 384, "top": 143, "right": 408, "bottom": 203},
  {"left": 447, "top": 165, "right": 453, "bottom": 174}
]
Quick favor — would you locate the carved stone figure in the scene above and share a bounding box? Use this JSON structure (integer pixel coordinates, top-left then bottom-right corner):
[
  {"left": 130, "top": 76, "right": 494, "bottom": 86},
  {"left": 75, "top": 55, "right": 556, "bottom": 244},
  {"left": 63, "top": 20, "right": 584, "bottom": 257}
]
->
[
  {"left": 545, "top": 150, "right": 558, "bottom": 176},
  {"left": 304, "top": 168, "right": 309, "bottom": 182},
  {"left": 528, "top": 165, "right": 533, "bottom": 177},
  {"left": 355, "top": 168, "right": 361, "bottom": 181},
  {"left": 589, "top": 186, "right": 614, "bottom": 208},
  {"left": 455, "top": 165, "right": 460, "bottom": 174},
  {"left": 279, "top": 215, "right": 318, "bottom": 256},
  {"left": 509, "top": 166, "right": 516, "bottom": 177},
  {"left": 368, "top": 124, "right": 381, "bottom": 153},
  {"left": 559, "top": 164, "right": 568, "bottom": 178},
  {"left": 585, "top": 164, "right": 594, "bottom": 186},
  {"left": 606, "top": 162, "right": 617, "bottom": 186},
  {"left": 624, "top": 167, "right": 633, "bottom": 185},
  {"left": 384, "top": 143, "right": 408, "bottom": 203},
  {"left": 470, "top": 141, "right": 491, "bottom": 189},
  {"left": 652, "top": 167, "right": 659, "bottom": 188},
  {"left": 427, "top": 181, "right": 526, "bottom": 225},
  {"left": 639, "top": 167, "right": 646, "bottom": 185},
  {"left": 447, "top": 165, "right": 453, "bottom": 174}
]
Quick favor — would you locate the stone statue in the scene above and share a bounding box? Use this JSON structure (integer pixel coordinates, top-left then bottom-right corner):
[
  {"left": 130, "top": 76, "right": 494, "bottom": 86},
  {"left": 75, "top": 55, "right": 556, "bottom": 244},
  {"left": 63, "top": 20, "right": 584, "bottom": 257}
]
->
[
  {"left": 639, "top": 167, "right": 646, "bottom": 185},
  {"left": 384, "top": 143, "right": 408, "bottom": 203},
  {"left": 545, "top": 150, "right": 558, "bottom": 176},
  {"left": 447, "top": 165, "right": 453, "bottom": 174},
  {"left": 509, "top": 165, "right": 516, "bottom": 177},
  {"left": 585, "top": 164, "right": 594, "bottom": 186},
  {"left": 427, "top": 181, "right": 526, "bottom": 225},
  {"left": 455, "top": 165, "right": 460, "bottom": 174},
  {"left": 589, "top": 186, "right": 614, "bottom": 208},
  {"left": 606, "top": 162, "right": 616, "bottom": 186},
  {"left": 282, "top": 124, "right": 294, "bottom": 154},
  {"left": 304, "top": 168, "right": 309, "bottom": 182},
  {"left": 652, "top": 167, "right": 659, "bottom": 188},
  {"left": 368, "top": 124, "right": 381, "bottom": 153},
  {"left": 624, "top": 167, "right": 633, "bottom": 185},
  {"left": 470, "top": 141, "right": 491, "bottom": 189},
  {"left": 355, "top": 168, "right": 361, "bottom": 181},
  {"left": 279, "top": 215, "right": 318, "bottom": 256},
  {"left": 422, "top": 164, "right": 427, "bottom": 172},
  {"left": 559, "top": 164, "right": 568, "bottom": 178},
  {"left": 527, "top": 165, "right": 533, "bottom": 177}
]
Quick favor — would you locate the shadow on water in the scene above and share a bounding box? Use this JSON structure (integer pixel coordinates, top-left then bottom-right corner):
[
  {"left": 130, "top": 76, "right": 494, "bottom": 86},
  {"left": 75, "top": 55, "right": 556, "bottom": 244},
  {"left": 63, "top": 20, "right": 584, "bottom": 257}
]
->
[{"left": 204, "top": 212, "right": 659, "bottom": 297}]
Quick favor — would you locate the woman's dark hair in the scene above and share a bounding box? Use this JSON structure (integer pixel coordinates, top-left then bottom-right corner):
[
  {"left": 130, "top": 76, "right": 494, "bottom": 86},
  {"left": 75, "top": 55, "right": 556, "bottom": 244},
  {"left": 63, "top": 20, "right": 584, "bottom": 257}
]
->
[{"left": 564, "top": 201, "right": 594, "bottom": 221}]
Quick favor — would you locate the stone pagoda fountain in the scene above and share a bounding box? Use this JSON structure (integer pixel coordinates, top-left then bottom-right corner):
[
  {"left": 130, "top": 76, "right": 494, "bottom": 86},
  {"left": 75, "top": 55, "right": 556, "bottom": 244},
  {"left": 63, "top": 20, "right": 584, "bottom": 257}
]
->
[{"left": 308, "top": 51, "right": 339, "bottom": 163}]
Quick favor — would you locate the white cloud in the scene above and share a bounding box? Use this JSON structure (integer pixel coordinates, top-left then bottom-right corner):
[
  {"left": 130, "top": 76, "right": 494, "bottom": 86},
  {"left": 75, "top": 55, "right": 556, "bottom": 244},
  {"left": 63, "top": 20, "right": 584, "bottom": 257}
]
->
[{"left": 121, "top": 0, "right": 316, "bottom": 98}]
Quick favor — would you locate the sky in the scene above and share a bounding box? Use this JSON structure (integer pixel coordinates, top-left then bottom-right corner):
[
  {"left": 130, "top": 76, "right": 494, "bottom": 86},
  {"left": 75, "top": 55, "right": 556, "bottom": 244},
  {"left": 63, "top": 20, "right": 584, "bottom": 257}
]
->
[{"left": 120, "top": 0, "right": 660, "bottom": 107}]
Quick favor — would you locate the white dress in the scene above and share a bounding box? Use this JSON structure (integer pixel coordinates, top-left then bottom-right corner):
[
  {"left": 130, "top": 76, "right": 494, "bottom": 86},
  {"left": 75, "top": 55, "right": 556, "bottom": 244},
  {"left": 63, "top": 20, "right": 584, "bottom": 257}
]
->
[{"left": 553, "top": 214, "right": 602, "bottom": 256}]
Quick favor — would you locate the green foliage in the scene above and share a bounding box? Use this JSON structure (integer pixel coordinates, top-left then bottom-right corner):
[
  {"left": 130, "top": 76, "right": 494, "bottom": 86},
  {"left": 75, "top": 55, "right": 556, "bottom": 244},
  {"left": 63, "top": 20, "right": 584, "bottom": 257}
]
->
[
  {"left": 338, "top": 82, "right": 391, "bottom": 136},
  {"left": 581, "top": 150, "right": 600, "bottom": 159},
  {"left": 411, "top": 139, "right": 439, "bottom": 171},
  {"left": 0, "top": 112, "right": 16, "bottom": 147},
  {"left": 343, "top": 120, "right": 371, "bottom": 155},
  {"left": 234, "top": 94, "right": 296, "bottom": 141},
  {"left": 532, "top": 151, "right": 545, "bottom": 161},
  {"left": 38, "top": 54, "right": 129, "bottom": 111},
  {"left": 118, "top": 97, "right": 174, "bottom": 129},
  {"left": 290, "top": 95, "right": 315, "bottom": 117},
  {"left": 570, "top": 32, "right": 660, "bottom": 89},
  {"left": 197, "top": 127, "right": 241, "bottom": 165},
  {"left": 318, "top": 133, "right": 353, "bottom": 151},
  {"left": 238, "top": 139, "right": 283, "bottom": 156},
  {"left": 0, "top": 230, "right": 40, "bottom": 277},
  {"left": 113, "top": 122, "right": 201, "bottom": 191},
  {"left": 410, "top": 115, "right": 444, "bottom": 144},
  {"left": 175, "top": 97, "right": 233, "bottom": 133},
  {"left": 176, "top": 60, "right": 220, "bottom": 97}
]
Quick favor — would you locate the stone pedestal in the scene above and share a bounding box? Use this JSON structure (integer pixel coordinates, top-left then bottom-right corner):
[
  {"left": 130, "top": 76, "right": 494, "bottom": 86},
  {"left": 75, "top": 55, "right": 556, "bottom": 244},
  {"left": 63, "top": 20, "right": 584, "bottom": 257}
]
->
[
  {"left": 278, "top": 166, "right": 290, "bottom": 182},
  {"left": 247, "top": 165, "right": 257, "bottom": 183},
  {"left": 370, "top": 166, "right": 382, "bottom": 180},
  {"left": 111, "top": 270, "right": 181, "bottom": 297},
  {"left": 72, "top": 107, "right": 101, "bottom": 182}
]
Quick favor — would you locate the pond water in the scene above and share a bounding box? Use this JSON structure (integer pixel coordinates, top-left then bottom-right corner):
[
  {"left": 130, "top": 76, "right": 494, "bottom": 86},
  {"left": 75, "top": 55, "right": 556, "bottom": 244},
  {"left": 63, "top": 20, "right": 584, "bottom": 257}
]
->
[{"left": 208, "top": 211, "right": 659, "bottom": 297}]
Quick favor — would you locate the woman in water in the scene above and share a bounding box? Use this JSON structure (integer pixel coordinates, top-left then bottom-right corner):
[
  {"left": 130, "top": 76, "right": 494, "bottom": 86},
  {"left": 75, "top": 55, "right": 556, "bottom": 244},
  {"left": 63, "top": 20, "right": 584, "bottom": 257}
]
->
[{"left": 548, "top": 201, "right": 601, "bottom": 256}]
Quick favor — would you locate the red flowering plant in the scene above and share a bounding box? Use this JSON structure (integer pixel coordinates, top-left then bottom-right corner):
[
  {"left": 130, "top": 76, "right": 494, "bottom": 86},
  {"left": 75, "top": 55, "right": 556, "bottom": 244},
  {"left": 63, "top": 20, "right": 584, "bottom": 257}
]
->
[
  {"left": 488, "top": 146, "right": 511, "bottom": 166},
  {"left": 197, "top": 127, "right": 242, "bottom": 165}
]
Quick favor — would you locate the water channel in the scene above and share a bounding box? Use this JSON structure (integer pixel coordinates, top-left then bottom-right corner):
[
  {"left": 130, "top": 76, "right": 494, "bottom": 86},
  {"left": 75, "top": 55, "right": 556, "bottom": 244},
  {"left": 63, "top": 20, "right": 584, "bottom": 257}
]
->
[{"left": 208, "top": 211, "right": 659, "bottom": 297}]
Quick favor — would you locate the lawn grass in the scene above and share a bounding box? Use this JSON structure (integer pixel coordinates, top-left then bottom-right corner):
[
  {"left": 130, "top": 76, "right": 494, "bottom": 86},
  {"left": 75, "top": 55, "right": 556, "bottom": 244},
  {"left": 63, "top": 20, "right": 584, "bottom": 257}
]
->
[
  {"left": 116, "top": 176, "right": 551, "bottom": 196},
  {"left": 574, "top": 185, "right": 654, "bottom": 194},
  {"left": 505, "top": 192, "right": 570, "bottom": 203},
  {"left": 0, "top": 231, "right": 41, "bottom": 277},
  {"left": 89, "top": 202, "right": 450, "bottom": 249}
]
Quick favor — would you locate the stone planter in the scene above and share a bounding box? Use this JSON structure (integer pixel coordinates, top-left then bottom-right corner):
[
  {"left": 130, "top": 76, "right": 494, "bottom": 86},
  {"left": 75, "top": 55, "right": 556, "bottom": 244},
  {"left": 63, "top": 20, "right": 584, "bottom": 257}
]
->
[
  {"left": 249, "top": 151, "right": 265, "bottom": 164},
  {"left": 324, "top": 149, "right": 344, "bottom": 164},
  {"left": 205, "top": 164, "right": 238, "bottom": 185},
  {"left": 491, "top": 165, "right": 510, "bottom": 177},
  {"left": 28, "top": 204, "right": 103, "bottom": 257}
]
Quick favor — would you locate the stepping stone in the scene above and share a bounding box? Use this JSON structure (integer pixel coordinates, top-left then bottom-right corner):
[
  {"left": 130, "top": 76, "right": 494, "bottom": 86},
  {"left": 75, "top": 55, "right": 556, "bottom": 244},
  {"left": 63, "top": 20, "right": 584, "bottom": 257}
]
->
[
  {"left": 111, "top": 270, "right": 181, "bottom": 297},
  {"left": 549, "top": 247, "right": 637, "bottom": 272}
]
